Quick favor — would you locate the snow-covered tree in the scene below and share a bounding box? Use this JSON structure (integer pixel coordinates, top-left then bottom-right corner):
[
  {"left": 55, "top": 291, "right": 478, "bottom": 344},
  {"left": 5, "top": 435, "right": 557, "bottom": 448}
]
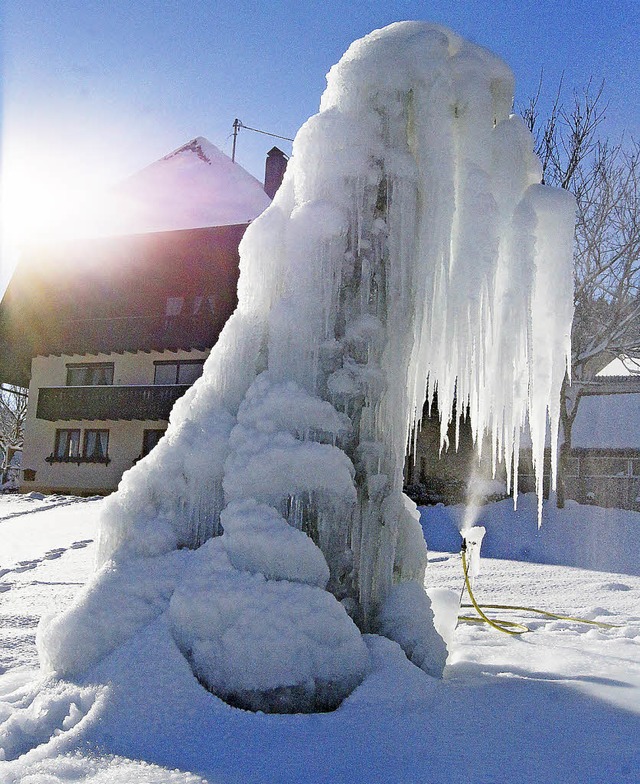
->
[
  {"left": 523, "top": 82, "right": 640, "bottom": 505},
  {"left": 0, "top": 384, "right": 27, "bottom": 482}
]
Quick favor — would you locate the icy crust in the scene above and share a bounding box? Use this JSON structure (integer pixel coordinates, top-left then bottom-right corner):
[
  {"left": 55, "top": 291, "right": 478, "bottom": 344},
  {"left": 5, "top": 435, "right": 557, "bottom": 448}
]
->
[
  {"left": 38, "top": 551, "right": 191, "bottom": 678},
  {"left": 39, "top": 21, "right": 574, "bottom": 712},
  {"left": 376, "top": 582, "right": 448, "bottom": 677},
  {"left": 221, "top": 500, "right": 330, "bottom": 587},
  {"left": 168, "top": 539, "right": 369, "bottom": 713}
]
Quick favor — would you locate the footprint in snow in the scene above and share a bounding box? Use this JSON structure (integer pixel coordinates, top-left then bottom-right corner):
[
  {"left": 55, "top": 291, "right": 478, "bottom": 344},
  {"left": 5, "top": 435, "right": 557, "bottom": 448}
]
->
[
  {"left": 70, "top": 540, "right": 94, "bottom": 549},
  {"left": 44, "top": 548, "right": 66, "bottom": 560},
  {"left": 0, "top": 582, "right": 11, "bottom": 593},
  {"left": 14, "top": 560, "right": 40, "bottom": 572},
  {"left": 601, "top": 582, "right": 632, "bottom": 592}
]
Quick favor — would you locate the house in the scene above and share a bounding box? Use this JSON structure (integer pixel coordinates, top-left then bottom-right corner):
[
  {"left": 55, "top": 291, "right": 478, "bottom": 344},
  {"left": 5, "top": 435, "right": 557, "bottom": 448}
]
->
[
  {"left": 563, "top": 375, "right": 640, "bottom": 510},
  {"left": 0, "top": 138, "right": 287, "bottom": 496}
]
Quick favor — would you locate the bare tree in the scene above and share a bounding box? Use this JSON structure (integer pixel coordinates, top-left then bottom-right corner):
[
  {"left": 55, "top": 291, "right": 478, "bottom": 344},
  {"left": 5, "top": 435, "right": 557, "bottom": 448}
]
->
[
  {"left": 0, "top": 384, "right": 27, "bottom": 486},
  {"left": 522, "top": 79, "right": 640, "bottom": 505}
]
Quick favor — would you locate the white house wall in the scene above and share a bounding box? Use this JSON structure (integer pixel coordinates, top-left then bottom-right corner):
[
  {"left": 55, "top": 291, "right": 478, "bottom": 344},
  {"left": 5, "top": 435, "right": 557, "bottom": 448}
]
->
[{"left": 21, "top": 348, "right": 209, "bottom": 495}]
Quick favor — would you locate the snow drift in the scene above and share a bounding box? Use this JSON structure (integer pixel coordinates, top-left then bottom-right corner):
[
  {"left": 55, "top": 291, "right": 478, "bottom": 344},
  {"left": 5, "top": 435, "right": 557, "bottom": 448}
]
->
[{"left": 38, "top": 22, "right": 574, "bottom": 713}]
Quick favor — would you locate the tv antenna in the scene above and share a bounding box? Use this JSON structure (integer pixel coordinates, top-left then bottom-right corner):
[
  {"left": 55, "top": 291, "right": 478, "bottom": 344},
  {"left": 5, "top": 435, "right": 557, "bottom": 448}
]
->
[{"left": 231, "top": 119, "right": 294, "bottom": 162}]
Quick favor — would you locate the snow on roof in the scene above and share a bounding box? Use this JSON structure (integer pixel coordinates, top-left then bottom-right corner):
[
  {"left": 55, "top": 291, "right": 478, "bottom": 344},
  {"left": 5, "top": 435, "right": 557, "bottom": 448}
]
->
[
  {"left": 572, "top": 393, "right": 640, "bottom": 450},
  {"left": 597, "top": 356, "right": 640, "bottom": 376},
  {"left": 81, "top": 137, "right": 272, "bottom": 238}
]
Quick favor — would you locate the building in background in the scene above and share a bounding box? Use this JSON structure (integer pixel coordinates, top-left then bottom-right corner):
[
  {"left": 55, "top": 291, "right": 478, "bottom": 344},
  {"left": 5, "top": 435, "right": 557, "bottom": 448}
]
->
[
  {"left": 562, "top": 374, "right": 640, "bottom": 510},
  {"left": 0, "top": 139, "right": 287, "bottom": 495}
]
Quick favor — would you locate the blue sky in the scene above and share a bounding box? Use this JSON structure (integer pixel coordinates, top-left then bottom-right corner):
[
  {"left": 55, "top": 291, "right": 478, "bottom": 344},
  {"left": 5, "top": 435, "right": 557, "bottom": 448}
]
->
[{"left": 1, "top": 0, "right": 639, "bottom": 276}]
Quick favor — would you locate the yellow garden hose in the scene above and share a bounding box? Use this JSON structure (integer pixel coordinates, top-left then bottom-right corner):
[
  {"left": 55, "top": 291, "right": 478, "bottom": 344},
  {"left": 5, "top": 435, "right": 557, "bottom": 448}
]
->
[{"left": 458, "top": 543, "right": 623, "bottom": 635}]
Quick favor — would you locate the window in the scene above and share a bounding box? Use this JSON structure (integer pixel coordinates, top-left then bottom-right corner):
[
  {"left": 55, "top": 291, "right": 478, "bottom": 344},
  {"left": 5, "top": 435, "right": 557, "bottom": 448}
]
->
[
  {"left": 83, "top": 430, "right": 109, "bottom": 461},
  {"left": 192, "top": 294, "right": 215, "bottom": 317},
  {"left": 165, "top": 297, "right": 184, "bottom": 317},
  {"left": 66, "top": 363, "right": 114, "bottom": 386},
  {"left": 48, "top": 428, "right": 110, "bottom": 464},
  {"left": 580, "top": 456, "right": 629, "bottom": 477},
  {"left": 142, "top": 429, "right": 165, "bottom": 458},
  {"left": 165, "top": 295, "right": 215, "bottom": 319},
  {"left": 154, "top": 360, "right": 204, "bottom": 385},
  {"left": 55, "top": 429, "right": 80, "bottom": 459}
]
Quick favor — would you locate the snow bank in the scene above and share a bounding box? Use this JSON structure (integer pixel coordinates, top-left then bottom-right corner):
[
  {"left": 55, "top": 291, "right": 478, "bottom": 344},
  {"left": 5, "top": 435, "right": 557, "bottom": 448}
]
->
[
  {"left": 38, "top": 21, "right": 574, "bottom": 712},
  {"left": 422, "top": 495, "right": 640, "bottom": 576}
]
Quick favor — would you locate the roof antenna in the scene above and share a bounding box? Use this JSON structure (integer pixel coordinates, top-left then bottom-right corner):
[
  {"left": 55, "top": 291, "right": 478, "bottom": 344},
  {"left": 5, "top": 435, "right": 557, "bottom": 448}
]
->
[
  {"left": 231, "top": 118, "right": 241, "bottom": 162},
  {"left": 230, "top": 119, "right": 294, "bottom": 162}
]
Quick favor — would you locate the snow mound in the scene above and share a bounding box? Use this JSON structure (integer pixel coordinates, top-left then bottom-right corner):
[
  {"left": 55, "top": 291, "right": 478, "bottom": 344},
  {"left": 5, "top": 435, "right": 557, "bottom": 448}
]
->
[
  {"left": 221, "top": 500, "right": 330, "bottom": 588},
  {"left": 168, "top": 539, "right": 369, "bottom": 713},
  {"left": 376, "top": 582, "right": 448, "bottom": 677}
]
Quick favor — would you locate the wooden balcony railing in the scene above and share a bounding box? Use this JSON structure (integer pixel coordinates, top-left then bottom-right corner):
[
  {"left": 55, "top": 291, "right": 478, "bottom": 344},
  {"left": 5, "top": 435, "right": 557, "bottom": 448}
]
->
[{"left": 36, "top": 384, "right": 191, "bottom": 422}]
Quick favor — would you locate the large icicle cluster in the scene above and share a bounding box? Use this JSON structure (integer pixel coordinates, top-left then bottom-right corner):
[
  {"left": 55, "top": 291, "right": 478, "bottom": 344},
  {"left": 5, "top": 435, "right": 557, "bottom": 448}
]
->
[{"left": 38, "top": 22, "right": 574, "bottom": 713}]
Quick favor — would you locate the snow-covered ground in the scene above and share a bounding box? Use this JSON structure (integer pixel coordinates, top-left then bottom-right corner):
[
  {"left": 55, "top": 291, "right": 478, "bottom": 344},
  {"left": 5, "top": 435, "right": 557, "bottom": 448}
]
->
[{"left": 1, "top": 493, "right": 638, "bottom": 783}]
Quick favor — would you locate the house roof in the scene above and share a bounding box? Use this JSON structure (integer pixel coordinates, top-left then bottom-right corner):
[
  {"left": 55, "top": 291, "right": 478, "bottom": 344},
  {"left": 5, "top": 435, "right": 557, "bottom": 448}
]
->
[
  {"left": 76, "top": 137, "right": 272, "bottom": 238},
  {"left": 597, "top": 356, "right": 640, "bottom": 376},
  {"left": 572, "top": 393, "right": 640, "bottom": 450}
]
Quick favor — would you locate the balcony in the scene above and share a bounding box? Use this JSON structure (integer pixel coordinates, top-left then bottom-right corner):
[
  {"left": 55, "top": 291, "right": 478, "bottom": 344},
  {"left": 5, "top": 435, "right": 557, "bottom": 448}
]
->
[{"left": 36, "top": 384, "right": 191, "bottom": 422}]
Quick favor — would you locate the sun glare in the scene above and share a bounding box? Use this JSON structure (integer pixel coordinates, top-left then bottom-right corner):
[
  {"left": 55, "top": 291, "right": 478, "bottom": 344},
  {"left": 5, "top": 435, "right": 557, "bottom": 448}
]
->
[
  {"left": 2, "top": 149, "right": 114, "bottom": 246},
  {"left": 0, "top": 136, "right": 132, "bottom": 282}
]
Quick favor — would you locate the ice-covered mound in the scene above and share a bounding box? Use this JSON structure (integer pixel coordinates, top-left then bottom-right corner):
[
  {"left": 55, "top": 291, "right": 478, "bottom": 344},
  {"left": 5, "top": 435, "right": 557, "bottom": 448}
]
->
[
  {"left": 169, "top": 539, "right": 369, "bottom": 713},
  {"left": 220, "top": 499, "right": 331, "bottom": 587},
  {"left": 37, "top": 21, "right": 574, "bottom": 714}
]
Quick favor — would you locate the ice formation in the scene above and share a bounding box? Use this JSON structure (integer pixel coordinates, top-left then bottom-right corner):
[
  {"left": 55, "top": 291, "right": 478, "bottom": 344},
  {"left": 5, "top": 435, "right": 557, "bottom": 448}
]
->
[{"left": 39, "top": 22, "right": 574, "bottom": 712}]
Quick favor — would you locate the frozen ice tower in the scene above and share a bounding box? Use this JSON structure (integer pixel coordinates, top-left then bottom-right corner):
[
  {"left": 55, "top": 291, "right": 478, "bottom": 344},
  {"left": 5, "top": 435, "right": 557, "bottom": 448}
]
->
[{"left": 38, "top": 22, "right": 575, "bottom": 713}]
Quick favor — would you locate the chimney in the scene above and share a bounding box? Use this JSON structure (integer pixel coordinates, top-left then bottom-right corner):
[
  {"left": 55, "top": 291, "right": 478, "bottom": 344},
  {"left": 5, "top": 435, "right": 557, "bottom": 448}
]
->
[{"left": 264, "top": 147, "right": 288, "bottom": 199}]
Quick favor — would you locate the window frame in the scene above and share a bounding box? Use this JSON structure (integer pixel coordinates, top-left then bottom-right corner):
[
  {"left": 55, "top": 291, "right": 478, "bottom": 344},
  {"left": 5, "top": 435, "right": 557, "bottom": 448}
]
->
[
  {"left": 66, "top": 362, "right": 114, "bottom": 387},
  {"left": 153, "top": 359, "right": 204, "bottom": 385},
  {"left": 82, "top": 429, "right": 110, "bottom": 462},
  {"left": 141, "top": 428, "right": 166, "bottom": 458},
  {"left": 47, "top": 428, "right": 111, "bottom": 465},
  {"left": 53, "top": 428, "right": 81, "bottom": 460}
]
